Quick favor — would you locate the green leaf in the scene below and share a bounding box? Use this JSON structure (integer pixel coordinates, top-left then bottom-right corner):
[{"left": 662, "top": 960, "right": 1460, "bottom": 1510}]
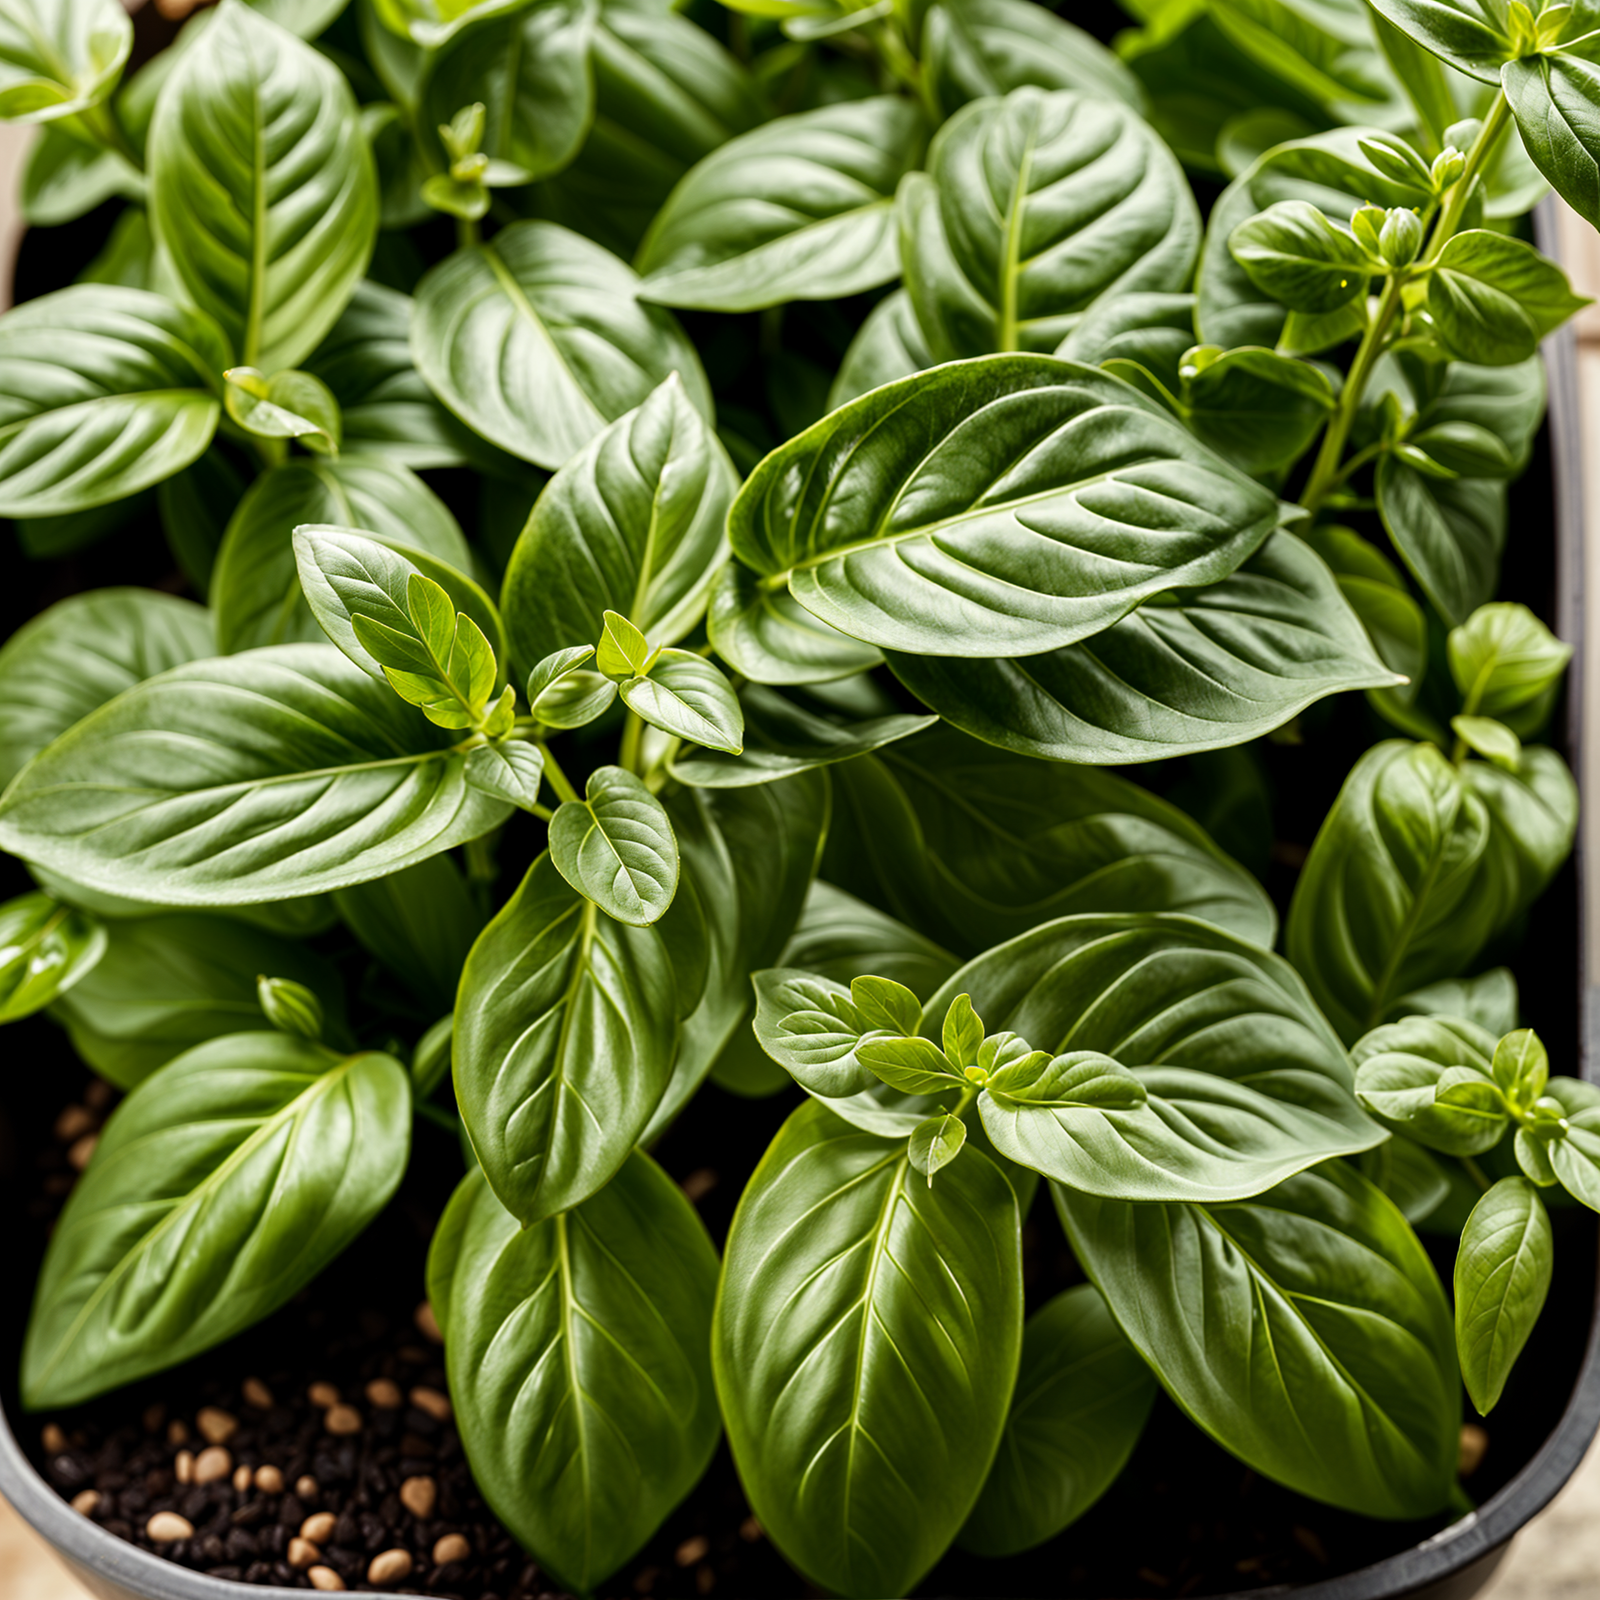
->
[
  {"left": 826, "top": 725, "right": 1276, "bottom": 956},
  {"left": 1456, "top": 1176, "right": 1552, "bottom": 1414},
  {"left": 0, "top": 285, "right": 226, "bottom": 516},
  {"left": 960, "top": 1284, "right": 1156, "bottom": 1556},
  {"left": 1362, "top": 0, "right": 1510, "bottom": 80},
  {"left": 1504, "top": 51, "right": 1600, "bottom": 229},
  {"left": 1376, "top": 460, "right": 1505, "bottom": 626},
  {"left": 596, "top": 610, "right": 650, "bottom": 679},
  {"left": 714, "top": 1100, "right": 1023, "bottom": 1598},
  {"left": 1287, "top": 740, "right": 1497, "bottom": 1043},
  {"left": 411, "top": 219, "right": 711, "bottom": 471},
  {"left": 1352, "top": 1015, "right": 1510, "bottom": 1154},
  {"left": 751, "top": 967, "right": 882, "bottom": 1098},
  {"left": 888, "top": 531, "right": 1401, "bottom": 763},
  {"left": 22, "top": 1032, "right": 409, "bottom": 1407},
  {"left": 223, "top": 366, "right": 341, "bottom": 453},
  {"left": 0, "top": 892, "right": 104, "bottom": 1023},
  {"left": 909, "top": 1110, "right": 968, "bottom": 1181},
  {"left": 705, "top": 560, "right": 884, "bottom": 686},
  {"left": 1391, "top": 966, "right": 1519, "bottom": 1033},
  {"left": 369, "top": 0, "right": 526, "bottom": 47},
  {"left": 1359, "top": 1132, "right": 1453, "bottom": 1224},
  {"left": 0, "top": 587, "right": 213, "bottom": 788},
  {"left": 148, "top": 0, "right": 377, "bottom": 371},
  {"left": 502, "top": 374, "right": 736, "bottom": 664},
  {"left": 550, "top": 765, "right": 678, "bottom": 926},
  {"left": 857, "top": 1033, "right": 966, "bottom": 1095},
  {"left": 412, "top": 1014, "right": 453, "bottom": 1098},
  {"left": 828, "top": 288, "right": 933, "bottom": 410},
  {"left": 1453, "top": 714, "right": 1521, "bottom": 767},
  {"left": 1058, "top": 1161, "right": 1459, "bottom": 1519},
  {"left": 729, "top": 355, "right": 1278, "bottom": 658},
  {"left": 1450, "top": 601, "right": 1572, "bottom": 717},
  {"left": 1178, "top": 344, "right": 1336, "bottom": 475},
  {"left": 851, "top": 974, "right": 923, "bottom": 1036},
  {"left": 454, "top": 853, "right": 701, "bottom": 1225},
  {"left": 212, "top": 457, "right": 468, "bottom": 653},
  {"left": 900, "top": 88, "right": 1198, "bottom": 359},
  {"left": 1494, "top": 1027, "right": 1549, "bottom": 1113},
  {"left": 0, "top": 644, "right": 512, "bottom": 904},
  {"left": 431, "top": 1156, "right": 719, "bottom": 1592},
  {"left": 1402, "top": 356, "right": 1546, "bottom": 479},
  {"left": 464, "top": 739, "right": 546, "bottom": 812},
  {"left": 159, "top": 446, "right": 246, "bottom": 596},
  {"left": 1207, "top": 0, "right": 1397, "bottom": 103},
  {"left": 256, "top": 974, "right": 324, "bottom": 1040},
  {"left": 21, "top": 124, "right": 140, "bottom": 226},
  {"left": 670, "top": 684, "right": 935, "bottom": 788},
  {"left": 924, "top": 0, "right": 1145, "bottom": 117},
  {"left": 619, "top": 649, "right": 744, "bottom": 754},
  {"left": 1228, "top": 198, "right": 1376, "bottom": 313},
  {"left": 1427, "top": 231, "right": 1590, "bottom": 366},
  {"left": 526, "top": 646, "right": 618, "bottom": 729},
  {"left": 636, "top": 98, "right": 926, "bottom": 314},
  {"left": 333, "top": 853, "right": 483, "bottom": 1018},
  {"left": 1463, "top": 740, "right": 1578, "bottom": 921},
  {"left": 0, "top": 0, "right": 131, "bottom": 121}
]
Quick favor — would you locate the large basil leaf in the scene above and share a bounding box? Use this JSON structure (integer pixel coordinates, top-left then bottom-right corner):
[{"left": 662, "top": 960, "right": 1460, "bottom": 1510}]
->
[
  {"left": 1207, "top": 0, "right": 1394, "bottom": 106},
  {"left": 827, "top": 289, "right": 933, "bottom": 410},
  {"left": 1426, "top": 231, "right": 1589, "bottom": 367},
  {"left": 901, "top": 88, "right": 1197, "bottom": 361},
  {"left": 960, "top": 1284, "right": 1156, "bottom": 1557},
  {"left": 1456, "top": 1175, "right": 1552, "bottom": 1414},
  {"left": 412, "top": 220, "right": 710, "bottom": 471},
  {"left": 705, "top": 561, "right": 885, "bottom": 686},
  {"left": 923, "top": 0, "right": 1145, "bottom": 117},
  {"left": 728, "top": 355, "right": 1277, "bottom": 658},
  {"left": 50, "top": 911, "right": 345, "bottom": 1088},
  {"left": 1287, "top": 740, "right": 1493, "bottom": 1044},
  {"left": 1504, "top": 51, "right": 1600, "bottom": 228},
  {"left": 825, "top": 725, "right": 1275, "bottom": 955},
  {"left": 1361, "top": 0, "right": 1508, "bottom": 80},
  {"left": 0, "top": 588, "right": 213, "bottom": 788},
  {"left": 1463, "top": 744, "right": 1579, "bottom": 928},
  {"left": 148, "top": 0, "right": 377, "bottom": 370},
  {"left": 549, "top": 766, "right": 678, "bottom": 927},
  {"left": 211, "top": 456, "right": 468, "bottom": 653},
  {"left": 0, "top": 893, "right": 105, "bottom": 1024},
  {"left": 22, "top": 1032, "right": 409, "bottom": 1407},
  {"left": 636, "top": 98, "right": 926, "bottom": 314},
  {"left": 21, "top": 125, "right": 141, "bottom": 227},
  {"left": 453, "top": 853, "right": 702, "bottom": 1225},
  {"left": 0, "top": 286, "right": 226, "bottom": 516},
  {"left": 432, "top": 1156, "right": 719, "bottom": 1593},
  {"left": 888, "top": 531, "right": 1399, "bottom": 763},
  {"left": 1058, "top": 1162, "right": 1459, "bottom": 1518},
  {"left": 502, "top": 375, "right": 735, "bottom": 665},
  {"left": 714, "top": 1100, "right": 1022, "bottom": 1598},
  {"left": 1376, "top": 463, "right": 1506, "bottom": 626},
  {"left": 0, "top": 645, "right": 512, "bottom": 904},
  {"left": 0, "top": 0, "right": 130, "bottom": 121}
]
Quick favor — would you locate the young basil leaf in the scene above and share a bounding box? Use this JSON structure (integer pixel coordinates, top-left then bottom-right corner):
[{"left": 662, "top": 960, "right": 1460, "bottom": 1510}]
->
[
  {"left": 670, "top": 684, "right": 935, "bottom": 788},
  {"left": 959, "top": 1284, "right": 1156, "bottom": 1557},
  {"left": 827, "top": 288, "right": 934, "bottom": 410},
  {"left": 909, "top": 1110, "right": 968, "bottom": 1182},
  {"left": 636, "top": 97, "right": 927, "bottom": 314},
  {"left": 333, "top": 854, "right": 484, "bottom": 1018},
  {"left": 463, "top": 739, "right": 546, "bottom": 813},
  {"left": 1376, "top": 459, "right": 1505, "bottom": 626},
  {"left": 550, "top": 765, "right": 678, "bottom": 927},
  {"left": 1390, "top": 967, "right": 1519, "bottom": 1034},
  {"left": 1228, "top": 198, "right": 1376, "bottom": 313},
  {"left": 1540, "top": 1078, "right": 1600, "bottom": 1209},
  {"left": 1462, "top": 744, "right": 1579, "bottom": 935},
  {"left": 888, "top": 530, "right": 1400, "bottom": 764},
  {"left": 431, "top": 1155, "right": 718, "bottom": 1593},
  {"left": 751, "top": 967, "right": 881, "bottom": 1098},
  {"left": 1456, "top": 1176, "right": 1553, "bottom": 1415},
  {"left": 826, "top": 724, "right": 1276, "bottom": 955},
  {"left": 454, "top": 853, "right": 701, "bottom": 1225},
  {"left": 595, "top": 610, "right": 651, "bottom": 679},
  {"left": 942, "top": 992, "right": 984, "bottom": 1066},
  {"left": 22, "top": 1032, "right": 409, "bottom": 1408},
  {"left": 0, "top": 0, "right": 131, "bottom": 121},
  {"left": 851, "top": 974, "right": 924, "bottom": 1037},
  {"left": 411, "top": 220, "right": 711, "bottom": 471},
  {"left": 1504, "top": 52, "right": 1600, "bottom": 228},
  {"left": 0, "top": 286, "right": 227, "bottom": 516},
  {"left": 1449, "top": 601, "right": 1572, "bottom": 718},
  {"left": 729, "top": 355, "right": 1278, "bottom": 658},
  {"left": 413, "top": 1014, "right": 453, "bottom": 1100},
  {"left": 619, "top": 648, "right": 744, "bottom": 754},
  {"left": 526, "top": 646, "right": 618, "bottom": 729},
  {"left": 0, "top": 645, "right": 513, "bottom": 904},
  {"left": 1287, "top": 741, "right": 1495, "bottom": 1043},
  {"left": 49, "top": 910, "right": 346, "bottom": 1088},
  {"left": 0, "top": 587, "right": 213, "bottom": 788},
  {"left": 714, "top": 1100, "right": 1023, "bottom": 1599},
  {"left": 901, "top": 89, "right": 1197, "bottom": 360},
  {"left": 502, "top": 375, "right": 736, "bottom": 664},
  {"left": 857, "top": 1034, "right": 965, "bottom": 1095},
  {"left": 256, "top": 974, "right": 325, "bottom": 1040},
  {"left": 1352, "top": 1015, "right": 1510, "bottom": 1154},
  {"left": 1177, "top": 344, "right": 1336, "bottom": 475},
  {"left": 213, "top": 457, "right": 469, "bottom": 653},
  {"left": 223, "top": 366, "right": 341, "bottom": 453},
  {"left": 705, "top": 561, "right": 885, "bottom": 687},
  {"left": 148, "top": 0, "right": 377, "bottom": 371},
  {"left": 0, "top": 892, "right": 105, "bottom": 1023},
  {"left": 1363, "top": 0, "right": 1510, "bottom": 80},
  {"left": 1058, "top": 1161, "right": 1459, "bottom": 1519},
  {"left": 1427, "top": 231, "right": 1590, "bottom": 366},
  {"left": 1453, "top": 714, "right": 1521, "bottom": 767}
]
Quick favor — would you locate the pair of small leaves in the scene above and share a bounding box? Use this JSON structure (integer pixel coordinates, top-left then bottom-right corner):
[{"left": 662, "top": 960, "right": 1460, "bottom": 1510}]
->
[
  {"left": 224, "top": 367, "right": 341, "bottom": 455},
  {"left": 0, "top": 892, "right": 106, "bottom": 1023},
  {"left": 594, "top": 612, "right": 744, "bottom": 756}
]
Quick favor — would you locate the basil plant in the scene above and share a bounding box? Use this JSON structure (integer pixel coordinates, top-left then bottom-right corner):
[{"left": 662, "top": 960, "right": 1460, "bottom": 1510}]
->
[{"left": 0, "top": 0, "right": 1592, "bottom": 1590}]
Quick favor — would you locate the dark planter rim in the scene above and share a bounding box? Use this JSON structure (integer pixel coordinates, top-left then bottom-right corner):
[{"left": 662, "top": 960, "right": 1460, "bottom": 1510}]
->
[{"left": 1, "top": 199, "right": 1596, "bottom": 1600}]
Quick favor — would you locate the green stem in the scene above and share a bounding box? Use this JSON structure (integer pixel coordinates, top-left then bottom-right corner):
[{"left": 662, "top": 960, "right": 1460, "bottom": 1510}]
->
[
  {"left": 619, "top": 710, "right": 645, "bottom": 776},
  {"left": 79, "top": 101, "right": 142, "bottom": 170},
  {"left": 1462, "top": 1155, "right": 1493, "bottom": 1193},
  {"left": 531, "top": 801, "right": 555, "bottom": 822},
  {"left": 536, "top": 742, "right": 579, "bottom": 803},
  {"left": 1418, "top": 90, "right": 1514, "bottom": 271},
  {"left": 457, "top": 214, "right": 481, "bottom": 251},
  {"left": 870, "top": 20, "right": 941, "bottom": 125},
  {"left": 465, "top": 831, "right": 498, "bottom": 883}
]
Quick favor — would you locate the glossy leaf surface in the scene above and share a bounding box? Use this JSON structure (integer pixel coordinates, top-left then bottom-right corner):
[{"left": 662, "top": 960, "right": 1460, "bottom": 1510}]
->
[
  {"left": 1456, "top": 1176, "right": 1552, "bottom": 1414},
  {"left": 550, "top": 765, "right": 678, "bottom": 926},
  {"left": 0, "top": 0, "right": 131, "bottom": 121},
  {"left": 0, "top": 893, "right": 105, "bottom": 1023}
]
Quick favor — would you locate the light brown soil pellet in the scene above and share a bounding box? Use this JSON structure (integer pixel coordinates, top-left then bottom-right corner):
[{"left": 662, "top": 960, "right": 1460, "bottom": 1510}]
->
[
  {"left": 432, "top": 1533, "right": 471, "bottom": 1565},
  {"left": 301, "top": 1512, "right": 336, "bottom": 1544},
  {"left": 84, "top": 1077, "right": 115, "bottom": 1111},
  {"left": 173, "top": 1450, "right": 194, "bottom": 1485},
  {"left": 40, "top": 1424, "right": 65, "bottom": 1454},
  {"left": 66, "top": 1133, "right": 98, "bottom": 1171},
  {"left": 141, "top": 1403, "right": 165, "bottom": 1434},
  {"left": 307, "top": 1568, "right": 346, "bottom": 1593},
  {"left": 70, "top": 1490, "right": 99, "bottom": 1515},
  {"left": 323, "top": 1403, "right": 362, "bottom": 1435},
  {"left": 295, "top": 1475, "right": 319, "bottom": 1500},
  {"left": 408, "top": 1385, "right": 450, "bottom": 1420},
  {"left": 241, "top": 1376, "right": 274, "bottom": 1409},
  {"left": 414, "top": 1301, "right": 443, "bottom": 1344},
  {"left": 1460, "top": 1423, "right": 1489, "bottom": 1476},
  {"left": 166, "top": 1420, "right": 188, "bottom": 1446},
  {"left": 739, "top": 1516, "right": 763, "bottom": 1542},
  {"left": 307, "top": 1381, "right": 340, "bottom": 1408},
  {"left": 54, "top": 1105, "right": 94, "bottom": 1143},
  {"left": 365, "top": 1377, "right": 403, "bottom": 1408},
  {"left": 368, "top": 1548, "right": 414, "bottom": 1586},
  {"left": 398, "top": 1475, "right": 436, "bottom": 1519},
  {"left": 231, "top": 1464, "right": 252, "bottom": 1493},
  {"left": 681, "top": 1168, "right": 717, "bottom": 1202},
  {"left": 193, "top": 1446, "right": 231, "bottom": 1484},
  {"left": 146, "top": 1512, "right": 193, "bottom": 1542},
  {"left": 254, "top": 1464, "right": 284, "bottom": 1493},
  {"left": 288, "top": 1537, "right": 321, "bottom": 1568},
  {"left": 196, "top": 1406, "right": 237, "bottom": 1444},
  {"left": 696, "top": 1567, "right": 715, "bottom": 1596},
  {"left": 676, "top": 1536, "right": 709, "bottom": 1566}
]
